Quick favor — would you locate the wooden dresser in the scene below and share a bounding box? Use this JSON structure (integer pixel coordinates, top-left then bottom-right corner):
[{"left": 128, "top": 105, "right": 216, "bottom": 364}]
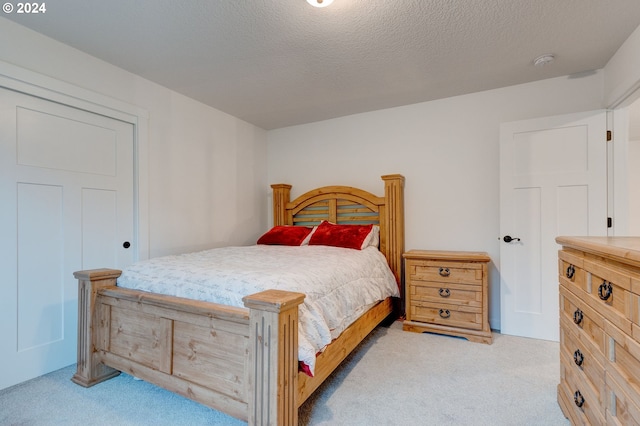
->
[
  {"left": 402, "top": 250, "right": 492, "bottom": 344},
  {"left": 557, "top": 236, "right": 640, "bottom": 425}
]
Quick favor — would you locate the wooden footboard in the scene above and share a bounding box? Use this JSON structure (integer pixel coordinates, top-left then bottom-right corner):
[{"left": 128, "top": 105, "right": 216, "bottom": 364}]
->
[
  {"left": 72, "top": 269, "right": 304, "bottom": 424},
  {"left": 71, "top": 269, "right": 393, "bottom": 426}
]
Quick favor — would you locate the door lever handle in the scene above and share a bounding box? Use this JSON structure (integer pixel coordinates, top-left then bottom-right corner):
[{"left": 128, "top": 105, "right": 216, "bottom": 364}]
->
[{"left": 503, "top": 235, "right": 521, "bottom": 243}]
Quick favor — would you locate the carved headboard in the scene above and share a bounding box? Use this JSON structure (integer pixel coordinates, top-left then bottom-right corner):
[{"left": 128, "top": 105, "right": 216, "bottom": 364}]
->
[{"left": 271, "top": 174, "right": 405, "bottom": 288}]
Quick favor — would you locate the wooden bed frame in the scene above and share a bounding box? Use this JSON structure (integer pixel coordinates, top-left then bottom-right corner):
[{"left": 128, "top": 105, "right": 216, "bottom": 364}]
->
[{"left": 71, "top": 174, "right": 404, "bottom": 426}]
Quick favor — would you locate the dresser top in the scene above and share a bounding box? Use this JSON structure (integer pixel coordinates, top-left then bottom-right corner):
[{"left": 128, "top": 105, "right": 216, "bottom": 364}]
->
[
  {"left": 556, "top": 236, "right": 640, "bottom": 267},
  {"left": 403, "top": 249, "right": 490, "bottom": 262}
]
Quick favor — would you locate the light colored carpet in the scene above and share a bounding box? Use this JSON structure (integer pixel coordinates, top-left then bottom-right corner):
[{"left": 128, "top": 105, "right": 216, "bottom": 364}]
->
[{"left": 0, "top": 321, "right": 569, "bottom": 425}]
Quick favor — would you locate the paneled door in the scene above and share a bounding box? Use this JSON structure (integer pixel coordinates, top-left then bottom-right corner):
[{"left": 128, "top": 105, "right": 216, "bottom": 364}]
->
[
  {"left": 499, "top": 110, "right": 608, "bottom": 341},
  {"left": 0, "top": 87, "right": 135, "bottom": 389}
]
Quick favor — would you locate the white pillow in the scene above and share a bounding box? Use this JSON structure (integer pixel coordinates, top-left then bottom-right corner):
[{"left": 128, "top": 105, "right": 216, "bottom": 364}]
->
[
  {"left": 361, "top": 225, "right": 380, "bottom": 249},
  {"left": 300, "top": 225, "right": 318, "bottom": 245}
]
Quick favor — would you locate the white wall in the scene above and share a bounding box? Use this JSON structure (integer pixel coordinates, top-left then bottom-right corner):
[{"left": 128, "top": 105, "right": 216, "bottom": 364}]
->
[
  {"left": 0, "top": 18, "right": 268, "bottom": 258},
  {"left": 267, "top": 72, "right": 605, "bottom": 330},
  {"left": 604, "top": 24, "right": 640, "bottom": 108}
]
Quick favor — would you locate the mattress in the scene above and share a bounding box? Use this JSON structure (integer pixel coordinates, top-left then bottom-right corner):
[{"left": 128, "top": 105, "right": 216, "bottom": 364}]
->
[{"left": 116, "top": 244, "right": 399, "bottom": 375}]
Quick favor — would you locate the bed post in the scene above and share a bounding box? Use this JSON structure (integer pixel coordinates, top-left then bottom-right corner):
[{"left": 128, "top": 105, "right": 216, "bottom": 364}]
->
[
  {"left": 243, "top": 290, "right": 305, "bottom": 426},
  {"left": 271, "top": 184, "right": 292, "bottom": 226},
  {"left": 71, "top": 269, "right": 122, "bottom": 387},
  {"left": 381, "top": 174, "right": 405, "bottom": 287}
]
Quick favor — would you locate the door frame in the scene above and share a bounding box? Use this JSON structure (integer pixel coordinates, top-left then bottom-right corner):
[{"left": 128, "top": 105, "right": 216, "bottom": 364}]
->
[{"left": 0, "top": 60, "right": 149, "bottom": 261}]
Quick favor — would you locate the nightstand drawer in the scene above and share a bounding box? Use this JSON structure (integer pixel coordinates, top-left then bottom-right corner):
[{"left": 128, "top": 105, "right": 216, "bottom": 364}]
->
[
  {"left": 410, "top": 302, "right": 482, "bottom": 330},
  {"left": 407, "top": 261, "right": 483, "bottom": 285},
  {"left": 409, "top": 281, "right": 481, "bottom": 307}
]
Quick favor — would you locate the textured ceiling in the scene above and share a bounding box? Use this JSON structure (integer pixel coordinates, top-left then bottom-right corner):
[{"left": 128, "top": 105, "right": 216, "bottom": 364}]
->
[{"left": 4, "top": 0, "right": 640, "bottom": 129}]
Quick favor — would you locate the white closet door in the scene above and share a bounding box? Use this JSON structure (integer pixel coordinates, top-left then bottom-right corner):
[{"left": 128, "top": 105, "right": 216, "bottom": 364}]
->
[
  {"left": 499, "top": 110, "right": 608, "bottom": 341},
  {"left": 0, "top": 87, "right": 135, "bottom": 390}
]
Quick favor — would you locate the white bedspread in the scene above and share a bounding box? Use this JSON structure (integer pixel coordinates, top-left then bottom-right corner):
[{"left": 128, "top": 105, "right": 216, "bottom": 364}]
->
[{"left": 117, "top": 245, "right": 399, "bottom": 375}]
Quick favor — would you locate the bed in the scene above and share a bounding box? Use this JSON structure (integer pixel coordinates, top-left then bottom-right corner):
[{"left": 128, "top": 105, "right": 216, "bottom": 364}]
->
[{"left": 71, "top": 174, "right": 405, "bottom": 426}]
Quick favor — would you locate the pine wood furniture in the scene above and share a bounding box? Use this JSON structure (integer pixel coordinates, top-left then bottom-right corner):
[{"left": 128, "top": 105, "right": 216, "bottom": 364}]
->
[
  {"left": 556, "top": 236, "right": 640, "bottom": 425},
  {"left": 71, "top": 174, "right": 404, "bottom": 426},
  {"left": 402, "top": 250, "right": 492, "bottom": 344}
]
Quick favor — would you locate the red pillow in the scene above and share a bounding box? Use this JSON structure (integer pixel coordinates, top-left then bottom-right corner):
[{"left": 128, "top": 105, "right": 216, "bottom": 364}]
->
[
  {"left": 308, "top": 222, "right": 373, "bottom": 250},
  {"left": 257, "top": 226, "right": 313, "bottom": 246}
]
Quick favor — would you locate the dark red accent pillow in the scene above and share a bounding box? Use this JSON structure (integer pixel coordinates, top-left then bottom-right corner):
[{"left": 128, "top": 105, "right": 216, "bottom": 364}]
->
[
  {"left": 308, "top": 222, "right": 373, "bottom": 250},
  {"left": 257, "top": 226, "right": 313, "bottom": 246}
]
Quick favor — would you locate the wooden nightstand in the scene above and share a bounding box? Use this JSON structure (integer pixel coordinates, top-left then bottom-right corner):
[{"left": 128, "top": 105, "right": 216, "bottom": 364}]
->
[{"left": 402, "top": 250, "right": 492, "bottom": 344}]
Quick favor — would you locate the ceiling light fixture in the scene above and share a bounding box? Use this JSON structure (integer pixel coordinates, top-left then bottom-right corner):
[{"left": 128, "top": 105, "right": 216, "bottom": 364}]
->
[
  {"left": 533, "top": 54, "right": 555, "bottom": 67},
  {"left": 307, "top": 0, "right": 334, "bottom": 7}
]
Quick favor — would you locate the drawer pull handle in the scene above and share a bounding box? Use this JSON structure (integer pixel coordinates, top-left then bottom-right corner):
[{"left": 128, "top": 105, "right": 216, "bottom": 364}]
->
[
  {"left": 574, "top": 390, "right": 585, "bottom": 408},
  {"left": 439, "top": 309, "right": 451, "bottom": 318},
  {"left": 566, "top": 264, "right": 575, "bottom": 279},
  {"left": 573, "top": 309, "right": 583, "bottom": 325},
  {"left": 598, "top": 281, "right": 613, "bottom": 301},
  {"left": 573, "top": 349, "right": 584, "bottom": 367},
  {"left": 438, "top": 267, "right": 450, "bottom": 277},
  {"left": 438, "top": 288, "right": 451, "bottom": 298}
]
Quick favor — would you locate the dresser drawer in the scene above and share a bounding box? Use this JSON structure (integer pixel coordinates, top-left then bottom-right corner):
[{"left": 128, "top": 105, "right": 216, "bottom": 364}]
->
[
  {"left": 606, "top": 369, "right": 640, "bottom": 426},
  {"left": 558, "top": 381, "right": 590, "bottom": 426},
  {"left": 605, "top": 321, "right": 640, "bottom": 411},
  {"left": 560, "top": 317, "right": 605, "bottom": 405},
  {"left": 407, "top": 260, "right": 483, "bottom": 285},
  {"left": 409, "top": 281, "right": 481, "bottom": 307},
  {"left": 560, "top": 351, "right": 606, "bottom": 425},
  {"left": 560, "top": 284, "right": 606, "bottom": 358},
  {"left": 583, "top": 262, "right": 633, "bottom": 335},
  {"left": 559, "top": 249, "right": 586, "bottom": 293},
  {"left": 410, "top": 301, "right": 482, "bottom": 330}
]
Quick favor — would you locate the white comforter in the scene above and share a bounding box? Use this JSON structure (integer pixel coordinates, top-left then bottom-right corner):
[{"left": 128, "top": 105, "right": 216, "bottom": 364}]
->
[{"left": 117, "top": 245, "right": 399, "bottom": 375}]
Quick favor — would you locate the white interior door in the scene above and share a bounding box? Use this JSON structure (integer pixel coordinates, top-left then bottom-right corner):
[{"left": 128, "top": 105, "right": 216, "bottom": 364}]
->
[
  {"left": 499, "top": 110, "right": 608, "bottom": 341},
  {"left": 0, "top": 87, "right": 135, "bottom": 390}
]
